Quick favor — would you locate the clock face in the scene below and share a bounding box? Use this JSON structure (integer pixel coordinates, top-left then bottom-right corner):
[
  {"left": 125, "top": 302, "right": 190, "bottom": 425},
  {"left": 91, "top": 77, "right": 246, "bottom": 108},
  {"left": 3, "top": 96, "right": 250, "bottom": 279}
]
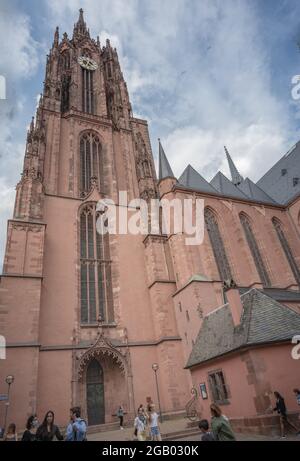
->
[{"left": 78, "top": 56, "right": 98, "bottom": 71}]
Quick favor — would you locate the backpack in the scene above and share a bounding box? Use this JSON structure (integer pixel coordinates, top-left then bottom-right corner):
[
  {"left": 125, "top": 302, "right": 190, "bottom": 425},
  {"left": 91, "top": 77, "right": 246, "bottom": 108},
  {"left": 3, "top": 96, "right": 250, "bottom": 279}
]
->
[{"left": 74, "top": 419, "right": 87, "bottom": 441}]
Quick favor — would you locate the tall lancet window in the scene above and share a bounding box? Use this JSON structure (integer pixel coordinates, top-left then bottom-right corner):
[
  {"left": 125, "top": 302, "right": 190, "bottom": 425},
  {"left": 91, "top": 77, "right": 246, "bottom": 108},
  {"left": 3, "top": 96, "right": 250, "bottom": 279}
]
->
[
  {"left": 240, "top": 213, "right": 271, "bottom": 287},
  {"left": 204, "top": 208, "right": 232, "bottom": 282},
  {"left": 80, "top": 203, "right": 114, "bottom": 324},
  {"left": 80, "top": 132, "right": 103, "bottom": 195},
  {"left": 82, "top": 68, "right": 94, "bottom": 113},
  {"left": 272, "top": 218, "right": 300, "bottom": 285}
]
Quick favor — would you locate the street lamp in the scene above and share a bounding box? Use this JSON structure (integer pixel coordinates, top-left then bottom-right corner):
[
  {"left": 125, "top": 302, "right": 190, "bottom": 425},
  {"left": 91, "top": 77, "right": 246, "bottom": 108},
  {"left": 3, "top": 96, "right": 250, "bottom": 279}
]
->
[
  {"left": 3, "top": 375, "right": 14, "bottom": 434},
  {"left": 152, "top": 363, "right": 163, "bottom": 423}
]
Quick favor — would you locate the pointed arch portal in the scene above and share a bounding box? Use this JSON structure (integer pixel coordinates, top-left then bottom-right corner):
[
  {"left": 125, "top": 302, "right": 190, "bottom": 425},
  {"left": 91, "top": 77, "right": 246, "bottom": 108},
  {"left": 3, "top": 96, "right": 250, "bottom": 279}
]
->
[{"left": 86, "top": 359, "right": 105, "bottom": 425}]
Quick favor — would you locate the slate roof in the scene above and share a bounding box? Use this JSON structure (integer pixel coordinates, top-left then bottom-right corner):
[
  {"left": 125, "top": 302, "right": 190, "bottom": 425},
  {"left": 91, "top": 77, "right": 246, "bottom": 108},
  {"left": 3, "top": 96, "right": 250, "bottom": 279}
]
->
[
  {"left": 210, "top": 171, "right": 249, "bottom": 200},
  {"left": 257, "top": 142, "right": 300, "bottom": 204},
  {"left": 158, "top": 140, "right": 175, "bottom": 180},
  {"left": 186, "top": 288, "right": 300, "bottom": 368},
  {"left": 239, "top": 287, "right": 300, "bottom": 302},
  {"left": 238, "top": 178, "right": 279, "bottom": 205},
  {"left": 178, "top": 165, "right": 219, "bottom": 194}
]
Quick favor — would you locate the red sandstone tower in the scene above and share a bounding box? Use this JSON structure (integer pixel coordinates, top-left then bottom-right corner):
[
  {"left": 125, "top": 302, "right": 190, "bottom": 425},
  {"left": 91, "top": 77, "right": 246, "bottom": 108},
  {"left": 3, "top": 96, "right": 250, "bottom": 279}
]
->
[
  {"left": 0, "top": 10, "right": 189, "bottom": 428},
  {"left": 3, "top": 9, "right": 300, "bottom": 435}
]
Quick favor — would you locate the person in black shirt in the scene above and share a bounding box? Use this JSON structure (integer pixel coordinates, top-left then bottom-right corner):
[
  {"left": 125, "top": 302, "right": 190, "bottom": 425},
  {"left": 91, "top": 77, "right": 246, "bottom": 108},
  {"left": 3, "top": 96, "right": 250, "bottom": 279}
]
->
[
  {"left": 36, "top": 411, "right": 63, "bottom": 441},
  {"left": 22, "top": 415, "right": 39, "bottom": 441},
  {"left": 198, "top": 419, "right": 215, "bottom": 441},
  {"left": 273, "top": 391, "right": 300, "bottom": 438}
]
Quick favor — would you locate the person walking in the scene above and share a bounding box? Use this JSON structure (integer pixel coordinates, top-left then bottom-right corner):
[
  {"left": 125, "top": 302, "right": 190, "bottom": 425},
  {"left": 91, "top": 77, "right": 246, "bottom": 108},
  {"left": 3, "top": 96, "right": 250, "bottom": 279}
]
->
[
  {"left": 148, "top": 404, "right": 161, "bottom": 441},
  {"left": 4, "top": 423, "right": 18, "bottom": 441},
  {"left": 273, "top": 391, "right": 300, "bottom": 438},
  {"left": 65, "top": 407, "right": 87, "bottom": 441},
  {"left": 36, "top": 411, "right": 63, "bottom": 441},
  {"left": 198, "top": 419, "right": 215, "bottom": 441},
  {"left": 22, "top": 415, "right": 39, "bottom": 441},
  {"left": 117, "top": 405, "right": 124, "bottom": 430},
  {"left": 134, "top": 407, "right": 147, "bottom": 441},
  {"left": 210, "top": 404, "right": 236, "bottom": 441},
  {"left": 293, "top": 389, "right": 300, "bottom": 406}
]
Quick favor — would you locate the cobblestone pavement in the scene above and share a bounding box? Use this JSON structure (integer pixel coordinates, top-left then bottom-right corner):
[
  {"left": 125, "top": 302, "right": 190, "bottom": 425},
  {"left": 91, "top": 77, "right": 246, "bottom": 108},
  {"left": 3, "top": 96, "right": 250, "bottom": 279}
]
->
[
  {"left": 176, "top": 433, "right": 300, "bottom": 442},
  {"left": 88, "top": 416, "right": 300, "bottom": 442}
]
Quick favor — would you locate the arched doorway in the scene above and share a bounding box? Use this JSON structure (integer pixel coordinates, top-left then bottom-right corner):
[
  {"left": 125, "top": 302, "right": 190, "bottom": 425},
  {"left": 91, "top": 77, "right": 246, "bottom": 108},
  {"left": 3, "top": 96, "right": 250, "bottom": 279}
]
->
[{"left": 86, "top": 359, "right": 105, "bottom": 425}]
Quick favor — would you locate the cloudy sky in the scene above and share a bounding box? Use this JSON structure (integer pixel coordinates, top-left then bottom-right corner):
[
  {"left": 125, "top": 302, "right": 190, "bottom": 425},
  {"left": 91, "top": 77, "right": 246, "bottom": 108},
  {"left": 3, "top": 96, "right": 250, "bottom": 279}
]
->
[{"left": 1, "top": 0, "right": 300, "bottom": 265}]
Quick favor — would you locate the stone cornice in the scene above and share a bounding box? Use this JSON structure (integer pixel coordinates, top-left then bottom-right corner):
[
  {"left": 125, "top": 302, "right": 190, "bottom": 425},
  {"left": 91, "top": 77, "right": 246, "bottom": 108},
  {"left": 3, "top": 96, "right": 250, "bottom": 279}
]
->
[{"left": 5, "top": 336, "right": 182, "bottom": 351}]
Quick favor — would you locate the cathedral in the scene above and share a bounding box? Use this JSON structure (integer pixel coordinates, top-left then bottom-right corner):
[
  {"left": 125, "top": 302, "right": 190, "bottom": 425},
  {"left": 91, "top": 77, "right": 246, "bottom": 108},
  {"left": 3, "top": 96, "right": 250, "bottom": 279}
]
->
[{"left": 0, "top": 9, "right": 300, "bottom": 433}]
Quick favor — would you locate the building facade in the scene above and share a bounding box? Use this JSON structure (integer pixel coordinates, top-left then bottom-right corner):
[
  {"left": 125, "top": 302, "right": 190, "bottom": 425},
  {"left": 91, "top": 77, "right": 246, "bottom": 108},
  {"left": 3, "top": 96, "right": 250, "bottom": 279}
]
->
[{"left": 1, "top": 10, "right": 300, "bottom": 432}]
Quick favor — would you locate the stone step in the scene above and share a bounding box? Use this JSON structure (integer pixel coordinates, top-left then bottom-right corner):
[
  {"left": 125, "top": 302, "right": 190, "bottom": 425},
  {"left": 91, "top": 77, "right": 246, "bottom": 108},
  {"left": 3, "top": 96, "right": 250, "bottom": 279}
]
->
[{"left": 162, "top": 428, "right": 200, "bottom": 441}]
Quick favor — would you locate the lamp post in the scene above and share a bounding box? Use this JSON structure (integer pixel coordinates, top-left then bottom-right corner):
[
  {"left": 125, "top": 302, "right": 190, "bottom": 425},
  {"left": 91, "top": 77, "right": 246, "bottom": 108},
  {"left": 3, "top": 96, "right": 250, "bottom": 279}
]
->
[
  {"left": 152, "top": 363, "right": 163, "bottom": 423},
  {"left": 3, "top": 375, "right": 14, "bottom": 434}
]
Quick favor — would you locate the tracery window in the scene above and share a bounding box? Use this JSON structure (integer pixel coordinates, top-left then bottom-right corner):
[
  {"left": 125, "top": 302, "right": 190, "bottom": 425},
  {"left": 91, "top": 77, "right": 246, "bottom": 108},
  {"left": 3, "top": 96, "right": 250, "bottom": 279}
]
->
[
  {"left": 82, "top": 68, "right": 94, "bottom": 113},
  {"left": 272, "top": 218, "right": 300, "bottom": 285},
  {"left": 61, "top": 51, "right": 70, "bottom": 70},
  {"left": 240, "top": 213, "right": 271, "bottom": 287},
  {"left": 80, "top": 132, "right": 103, "bottom": 194},
  {"left": 80, "top": 203, "right": 114, "bottom": 324},
  {"left": 204, "top": 208, "right": 232, "bottom": 282}
]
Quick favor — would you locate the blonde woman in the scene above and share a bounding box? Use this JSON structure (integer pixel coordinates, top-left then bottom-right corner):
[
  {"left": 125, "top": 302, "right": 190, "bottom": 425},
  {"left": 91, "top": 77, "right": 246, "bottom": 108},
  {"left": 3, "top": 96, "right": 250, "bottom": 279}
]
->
[{"left": 134, "top": 408, "right": 147, "bottom": 441}]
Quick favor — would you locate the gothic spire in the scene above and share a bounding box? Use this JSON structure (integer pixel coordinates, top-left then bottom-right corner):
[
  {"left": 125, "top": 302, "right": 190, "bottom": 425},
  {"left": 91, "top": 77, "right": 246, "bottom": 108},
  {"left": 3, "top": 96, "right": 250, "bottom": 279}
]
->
[
  {"left": 224, "top": 146, "right": 244, "bottom": 186},
  {"left": 158, "top": 139, "right": 175, "bottom": 180},
  {"left": 73, "top": 8, "right": 89, "bottom": 39},
  {"left": 53, "top": 26, "right": 59, "bottom": 47}
]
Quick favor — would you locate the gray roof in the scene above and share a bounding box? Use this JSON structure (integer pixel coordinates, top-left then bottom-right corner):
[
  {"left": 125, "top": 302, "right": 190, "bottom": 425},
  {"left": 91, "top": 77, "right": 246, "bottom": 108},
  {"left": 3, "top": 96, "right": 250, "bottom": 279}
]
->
[
  {"left": 225, "top": 146, "right": 244, "bottom": 186},
  {"left": 186, "top": 288, "right": 300, "bottom": 368},
  {"left": 257, "top": 141, "right": 300, "bottom": 204},
  {"left": 158, "top": 140, "right": 175, "bottom": 180},
  {"left": 238, "top": 178, "right": 278, "bottom": 205},
  {"left": 179, "top": 165, "right": 219, "bottom": 194},
  {"left": 210, "top": 171, "right": 249, "bottom": 200},
  {"left": 239, "top": 287, "right": 300, "bottom": 302}
]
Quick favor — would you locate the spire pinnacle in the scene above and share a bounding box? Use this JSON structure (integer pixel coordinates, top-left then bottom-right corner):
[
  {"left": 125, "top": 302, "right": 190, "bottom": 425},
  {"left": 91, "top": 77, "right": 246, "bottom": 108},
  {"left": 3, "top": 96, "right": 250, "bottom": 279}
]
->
[
  {"left": 73, "top": 8, "right": 88, "bottom": 38},
  {"left": 158, "top": 139, "right": 175, "bottom": 180},
  {"left": 30, "top": 116, "right": 34, "bottom": 133},
  {"left": 224, "top": 146, "right": 243, "bottom": 186},
  {"left": 53, "top": 26, "right": 59, "bottom": 47}
]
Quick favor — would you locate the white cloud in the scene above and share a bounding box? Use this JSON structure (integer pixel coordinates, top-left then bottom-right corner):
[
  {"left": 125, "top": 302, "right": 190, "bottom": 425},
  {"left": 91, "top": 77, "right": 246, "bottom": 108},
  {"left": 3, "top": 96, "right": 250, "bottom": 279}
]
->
[
  {"left": 0, "top": 5, "right": 39, "bottom": 265},
  {"left": 163, "top": 123, "right": 287, "bottom": 182},
  {"left": 0, "top": 12, "right": 40, "bottom": 79}
]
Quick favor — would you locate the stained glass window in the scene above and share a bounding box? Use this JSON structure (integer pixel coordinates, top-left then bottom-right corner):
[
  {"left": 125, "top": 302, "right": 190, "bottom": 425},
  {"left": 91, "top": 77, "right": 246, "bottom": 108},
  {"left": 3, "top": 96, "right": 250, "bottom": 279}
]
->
[
  {"left": 240, "top": 213, "right": 271, "bottom": 287},
  {"left": 204, "top": 208, "right": 232, "bottom": 282},
  {"left": 80, "top": 203, "right": 114, "bottom": 323},
  {"left": 272, "top": 218, "right": 300, "bottom": 285},
  {"left": 80, "top": 133, "right": 103, "bottom": 194}
]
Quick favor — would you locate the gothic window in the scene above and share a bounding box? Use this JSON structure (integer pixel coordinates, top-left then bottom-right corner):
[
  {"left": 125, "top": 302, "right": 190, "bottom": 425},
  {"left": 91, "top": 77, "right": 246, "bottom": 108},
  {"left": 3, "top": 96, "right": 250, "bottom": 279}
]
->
[
  {"left": 272, "top": 218, "right": 300, "bottom": 285},
  {"left": 208, "top": 370, "right": 229, "bottom": 404},
  {"left": 143, "top": 160, "right": 151, "bottom": 178},
  {"left": 61, "top": 75, "right": 71, "bottom": 112},
  {"left": 240, "top": 213, "right": 271, "bottom": 287},
  {"left": 204, "top": 208, "right": 232, "bottom": 282},
  {"left": 80, "top": 203, "right": 114, "bottom": 324},
  {"left": 61, "top": 51, "right": 70, "bottom": 70},
  {"left": 82, "top": 68, "right": 94, "bottom": 114},
  {"left": 107, "top": 61, "right": 112, "bottom": 79},
  {"left": 80, "top": 132, "right": 103, "bottom": 194}
]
